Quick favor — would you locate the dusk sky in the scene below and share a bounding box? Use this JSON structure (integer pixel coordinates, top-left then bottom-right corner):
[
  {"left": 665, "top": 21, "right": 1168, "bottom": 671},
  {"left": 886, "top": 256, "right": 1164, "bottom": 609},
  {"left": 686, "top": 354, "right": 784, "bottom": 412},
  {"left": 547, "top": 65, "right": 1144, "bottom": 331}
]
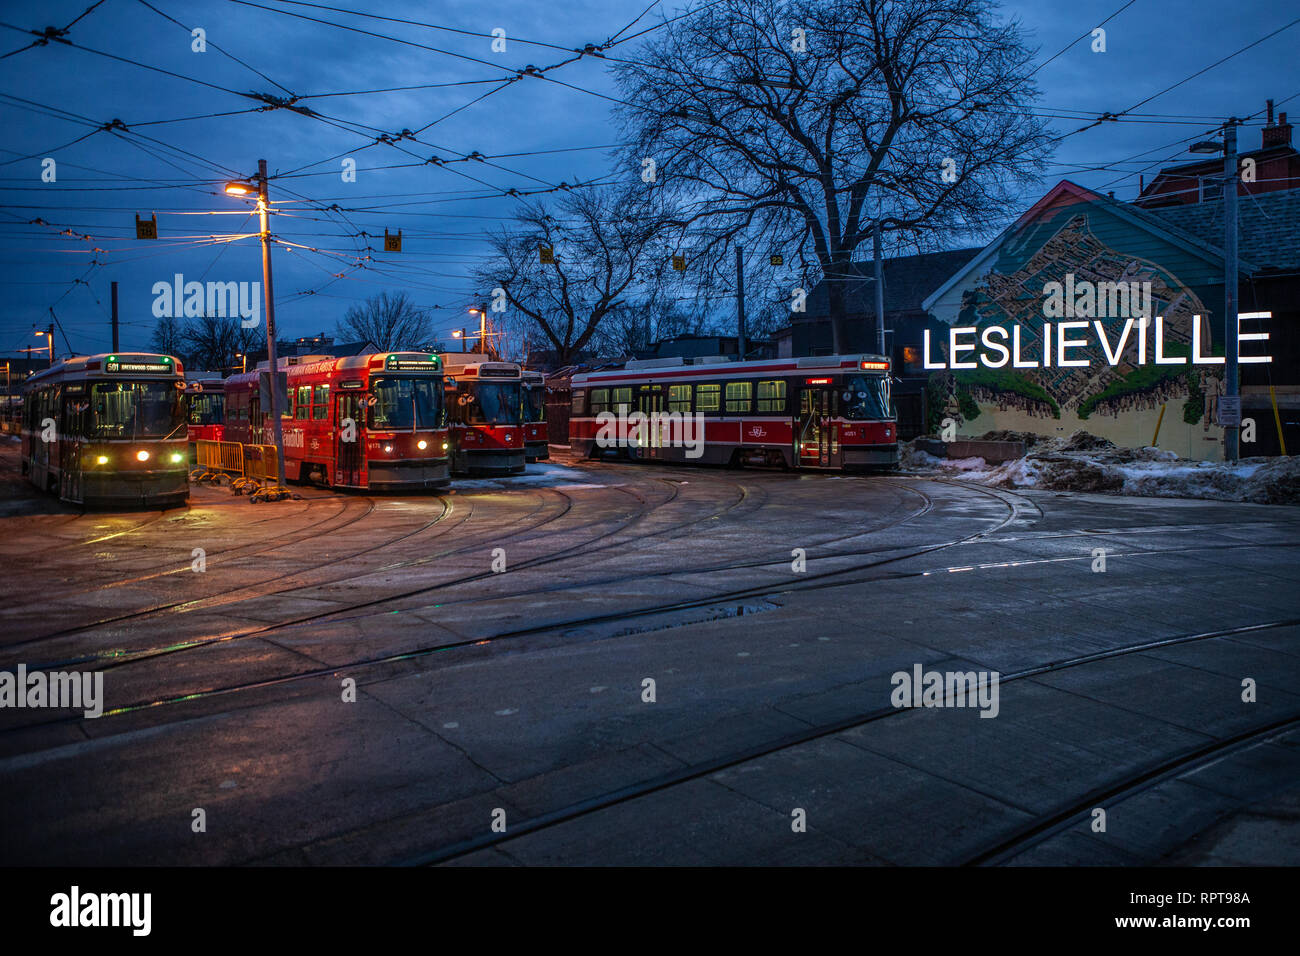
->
[{"left": 1, "top": 0, "right": 1296, "bottom": 358}]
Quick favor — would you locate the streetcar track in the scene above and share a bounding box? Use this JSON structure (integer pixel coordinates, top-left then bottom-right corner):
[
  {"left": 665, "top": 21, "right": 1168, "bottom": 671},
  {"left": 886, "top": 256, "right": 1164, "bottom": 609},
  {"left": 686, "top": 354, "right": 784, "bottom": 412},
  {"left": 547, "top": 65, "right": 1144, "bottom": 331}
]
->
[
  {"left": 961, "top": 712, "right": 1300, "bottom": 866},
  {"left": 395, "top": 617, "right": 1300, "bottom": 866},
  {"left": 0, "top": 477, "right": 1007, "bottom": 728}
]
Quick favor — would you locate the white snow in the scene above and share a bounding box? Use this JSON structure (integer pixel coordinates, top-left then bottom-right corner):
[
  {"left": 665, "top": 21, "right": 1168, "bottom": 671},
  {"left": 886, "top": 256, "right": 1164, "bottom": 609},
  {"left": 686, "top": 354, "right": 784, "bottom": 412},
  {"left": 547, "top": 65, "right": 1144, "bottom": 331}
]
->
[{"left": 902, "top": 431, "right": 1299, "bottom": 504}]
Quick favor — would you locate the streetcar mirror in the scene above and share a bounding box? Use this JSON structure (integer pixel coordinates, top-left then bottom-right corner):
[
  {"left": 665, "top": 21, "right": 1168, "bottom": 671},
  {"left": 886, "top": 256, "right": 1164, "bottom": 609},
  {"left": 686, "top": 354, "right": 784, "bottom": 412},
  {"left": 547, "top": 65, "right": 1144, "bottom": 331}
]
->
[
  {"left": 365, "top": 396, "right": 377, "bottom": 406},
  {"left": 857, "top": 391, "right": 867, "bottom": 398},
  {"left": 842, "top": 391, "right": 852, "bottom": 401}
]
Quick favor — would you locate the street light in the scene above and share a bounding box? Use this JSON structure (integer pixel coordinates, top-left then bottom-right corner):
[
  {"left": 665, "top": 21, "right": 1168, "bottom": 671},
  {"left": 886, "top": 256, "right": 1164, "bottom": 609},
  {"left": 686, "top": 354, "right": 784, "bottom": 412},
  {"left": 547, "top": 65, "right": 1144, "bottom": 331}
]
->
[
  {"left": 224, "top": 159, "right": 287, "bottom": 488},
  {"left": 35, "top": 327, "right": 53, "bottom": 367}
]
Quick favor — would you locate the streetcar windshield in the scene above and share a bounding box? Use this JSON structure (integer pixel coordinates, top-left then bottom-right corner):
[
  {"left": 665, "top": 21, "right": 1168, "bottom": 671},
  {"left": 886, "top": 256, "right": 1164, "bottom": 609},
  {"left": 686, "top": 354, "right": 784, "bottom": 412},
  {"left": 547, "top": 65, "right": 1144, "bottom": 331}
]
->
[
  {"left": 91, "top": 382, "right": 186, "bottom": 440},
  {"left": 463, "top": 382, "right": 521, "bottom": 425},
  {"left": 841, "top": 375, "right": 892, "bottom": 421},
  {"left": 188, "top": 393, "right": 224, "bottom": 425},
  {"left": 522, "top": 386, "right": 546, "bottom": 423},
  {"left": 370, "top": 376, "right": 443, "bottom": 429}
]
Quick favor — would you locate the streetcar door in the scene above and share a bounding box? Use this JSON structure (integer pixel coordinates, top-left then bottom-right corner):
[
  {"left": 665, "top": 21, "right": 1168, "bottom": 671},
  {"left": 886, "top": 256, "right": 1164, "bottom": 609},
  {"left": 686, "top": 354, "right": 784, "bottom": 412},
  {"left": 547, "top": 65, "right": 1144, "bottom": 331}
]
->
[
  {"left": 637, "top": 385, "right": 663, "bottom": 459},
  {"left": 249, "top": 393, "right": 263, "bottom": 445},
  {"left": 59, "top": 389, "right": 85, "bottom": 503},
  {"left": 798, "top": 388, "right": 839, "bottom": 468},
  {"left": 335, "top": 393, "right": 362, "bottom": 487}
]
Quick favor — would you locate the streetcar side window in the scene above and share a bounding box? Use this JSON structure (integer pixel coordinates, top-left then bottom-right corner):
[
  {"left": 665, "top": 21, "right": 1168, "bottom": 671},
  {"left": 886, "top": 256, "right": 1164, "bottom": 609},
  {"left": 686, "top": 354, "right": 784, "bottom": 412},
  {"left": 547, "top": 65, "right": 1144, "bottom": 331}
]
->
[
  {"left": 668, "top": 384, "right": 691, "bottom": 413},
  {"left": 725, "top": 381, "right": 752, "bottom": 414},
  {"left": 757, "top": 379, "right": 786, "bottom": 413},
  {"left": 295, "top": 385, "right": 310, "bottom": 419},
  {"left": 695, "top": 383, "right": 720, "bottom": 413},
  {"left": 612, "top": 387, "right": 632, "bottom": 412},
  {"left": 313, "top": 384, "right": 330, "bottom": 420},
  {"left": 589, "top": 388, "right": 609, "bottom": 415},
  {"left": 571, "top": 389, "right": 586, "bottom": 416}
]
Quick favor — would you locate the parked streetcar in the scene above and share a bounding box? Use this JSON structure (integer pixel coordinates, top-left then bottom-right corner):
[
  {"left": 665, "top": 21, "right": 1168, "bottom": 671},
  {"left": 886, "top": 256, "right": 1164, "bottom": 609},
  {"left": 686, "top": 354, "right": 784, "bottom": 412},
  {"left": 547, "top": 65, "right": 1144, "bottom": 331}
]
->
[
  {"left": 21, "top": 352, "right": 190, "bottom": 507},
  {"left": 440, "top": 354, "right": 526, "bottom": 476},
  {"left": 521, "top": 369, "right": 549, "bottom": 463},
  {"left": 569, "top": 354, "right": 898, "bottom": 470},
  {"left": 224, "top": 352, "right": 451, "bottom": 491},
  {"left": 184, "top": 371, "right": 226, "bottom": 459}
]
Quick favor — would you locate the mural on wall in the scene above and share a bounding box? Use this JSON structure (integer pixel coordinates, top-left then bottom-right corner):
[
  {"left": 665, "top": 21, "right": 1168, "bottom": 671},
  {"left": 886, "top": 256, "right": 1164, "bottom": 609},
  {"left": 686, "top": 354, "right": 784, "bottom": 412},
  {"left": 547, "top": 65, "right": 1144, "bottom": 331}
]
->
[{"left": 929, "top": 212, "right": 1225, "bottom": 457}]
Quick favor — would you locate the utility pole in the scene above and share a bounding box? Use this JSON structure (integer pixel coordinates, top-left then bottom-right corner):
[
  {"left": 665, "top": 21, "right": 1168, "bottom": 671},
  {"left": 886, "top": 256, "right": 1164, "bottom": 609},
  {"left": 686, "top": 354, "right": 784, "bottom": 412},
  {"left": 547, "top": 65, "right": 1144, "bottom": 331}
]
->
[
  {"left": 1223, "top": 121, "right": 1240, "bottom": 462},
  {"left": 110, "top": 281, "right": 119, "bottom": 353},
  {"left": 257, "top": 158, "right": 287, "bottom": 488},
  {"left": 873, "top": 221, "right": 886, "bottom": 357},
  {"left": 735, "top": 244, "right": 746, "bottom": 360}
]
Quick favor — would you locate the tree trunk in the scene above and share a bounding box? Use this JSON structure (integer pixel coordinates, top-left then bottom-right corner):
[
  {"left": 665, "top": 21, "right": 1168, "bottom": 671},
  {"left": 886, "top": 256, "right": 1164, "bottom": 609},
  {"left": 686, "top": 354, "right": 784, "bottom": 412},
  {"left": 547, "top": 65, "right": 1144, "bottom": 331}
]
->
[{"left": 826, "top": 270, "right": 848, "bottom": 355}]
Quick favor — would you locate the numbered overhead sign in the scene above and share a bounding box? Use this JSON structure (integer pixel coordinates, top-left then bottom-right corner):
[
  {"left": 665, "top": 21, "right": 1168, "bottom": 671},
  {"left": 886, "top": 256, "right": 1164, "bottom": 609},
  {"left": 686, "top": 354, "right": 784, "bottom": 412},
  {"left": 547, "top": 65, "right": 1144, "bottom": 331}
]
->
[
  {"left": 383, "top": 228, "right": 402, "bottom": 252},
  {"left": 134, "top": 213, "right": 157, "bottom": 240},
  {"left": 671, "top": 254, "right": 685, "bottom": 271},
  {"left": 538, "top": 245, "right": 554, "bottom": 264},
  {"left": 1217, "top": 395, "right": 1242, "bottom": 427},
  {"left": 770, "top": 254, "right": 783, "bottom": 266}
]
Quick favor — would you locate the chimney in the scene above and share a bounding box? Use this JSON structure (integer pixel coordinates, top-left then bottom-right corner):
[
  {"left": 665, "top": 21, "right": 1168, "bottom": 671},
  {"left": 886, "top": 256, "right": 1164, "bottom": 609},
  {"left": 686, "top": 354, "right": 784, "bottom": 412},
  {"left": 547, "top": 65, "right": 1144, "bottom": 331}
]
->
[{"left": 1263, "top": 110, "right": 1292, "bottom": 149}]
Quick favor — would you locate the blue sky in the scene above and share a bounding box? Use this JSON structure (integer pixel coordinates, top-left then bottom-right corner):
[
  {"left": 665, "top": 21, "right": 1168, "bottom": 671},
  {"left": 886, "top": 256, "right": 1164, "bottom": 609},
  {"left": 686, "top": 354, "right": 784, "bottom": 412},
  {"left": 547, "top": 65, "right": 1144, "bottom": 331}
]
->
[{"left": 1, "top": 0, "right": 1296, "bottom": 359}]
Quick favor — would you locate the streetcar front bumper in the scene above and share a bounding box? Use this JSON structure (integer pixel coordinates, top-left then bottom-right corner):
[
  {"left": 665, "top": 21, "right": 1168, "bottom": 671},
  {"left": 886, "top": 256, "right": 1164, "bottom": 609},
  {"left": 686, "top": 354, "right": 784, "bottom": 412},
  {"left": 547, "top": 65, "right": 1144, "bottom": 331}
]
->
[
  {"left": 366, "top": 459, "right": 451, "bottom": 491},
  {"left": 82, "top": 469, "right": 189, "bottom": 507},
  {"left": 457, "top": 449, "right": 526, "bottom": 476},
  {"left": 842, "top": 444, "right": 900, "bottom": 469}
]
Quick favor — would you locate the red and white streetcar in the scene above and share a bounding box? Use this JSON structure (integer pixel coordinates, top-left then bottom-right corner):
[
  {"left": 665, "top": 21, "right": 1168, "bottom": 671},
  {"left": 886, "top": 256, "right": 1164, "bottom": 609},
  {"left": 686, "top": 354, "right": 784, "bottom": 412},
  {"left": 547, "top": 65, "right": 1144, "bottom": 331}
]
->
[
  {"left": 569, "top": 354, "right": 898, "bottom": 470},
  {"left": 224, "top": 351, "right": 451, "bottom": 491},
  {"left": 184, "top": 371, "right": 225, "bottom": 459},
  {"left": 520, "top": 369, "right": 549, "bottom": 463},
  {"left": 21, "top": 352, "right": 190, "bottom": 507},
  {"left": 441, "top": 354, "right": 526, "bottom": 476}
]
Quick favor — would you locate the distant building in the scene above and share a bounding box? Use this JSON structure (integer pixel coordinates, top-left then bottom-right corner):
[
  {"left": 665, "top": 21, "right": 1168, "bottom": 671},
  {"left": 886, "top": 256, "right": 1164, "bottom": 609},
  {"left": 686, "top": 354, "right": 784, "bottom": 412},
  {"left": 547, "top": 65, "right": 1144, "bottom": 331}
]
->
[
  {"left": 1135, "top": 101, "right": 1299, "bottom": 208},
  {"left": 644, "top": 333, "right": 774, "bottom": 362},
  {"left": 247, "top": 339, "right": 375, "bottom": 366}
]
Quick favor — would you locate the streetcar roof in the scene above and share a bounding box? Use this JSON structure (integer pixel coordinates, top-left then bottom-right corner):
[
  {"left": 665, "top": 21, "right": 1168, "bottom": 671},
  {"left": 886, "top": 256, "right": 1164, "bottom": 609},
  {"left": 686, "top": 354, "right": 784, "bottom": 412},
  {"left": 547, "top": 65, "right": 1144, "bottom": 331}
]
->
[
  {"left": 571, "top": 354, "right": 889, "bottom": 386},
  {"left": 24, "top": 353, "right": 184, "bottom": 387}
]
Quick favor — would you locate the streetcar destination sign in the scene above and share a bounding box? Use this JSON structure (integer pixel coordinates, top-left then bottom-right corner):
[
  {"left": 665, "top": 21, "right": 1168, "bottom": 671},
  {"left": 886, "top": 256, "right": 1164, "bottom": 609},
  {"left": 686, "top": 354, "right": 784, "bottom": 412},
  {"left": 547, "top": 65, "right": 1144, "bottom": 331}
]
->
[{"left": 106, "top": 361, "right": 172, "bottom": 374}]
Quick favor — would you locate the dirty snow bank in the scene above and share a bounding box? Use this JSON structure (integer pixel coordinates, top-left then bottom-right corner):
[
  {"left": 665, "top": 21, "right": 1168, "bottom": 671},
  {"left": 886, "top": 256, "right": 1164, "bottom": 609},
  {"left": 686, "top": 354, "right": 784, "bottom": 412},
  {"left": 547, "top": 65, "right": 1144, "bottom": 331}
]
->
[{"left": 903, "top": 429, "right": 1300, "bottom": 504}]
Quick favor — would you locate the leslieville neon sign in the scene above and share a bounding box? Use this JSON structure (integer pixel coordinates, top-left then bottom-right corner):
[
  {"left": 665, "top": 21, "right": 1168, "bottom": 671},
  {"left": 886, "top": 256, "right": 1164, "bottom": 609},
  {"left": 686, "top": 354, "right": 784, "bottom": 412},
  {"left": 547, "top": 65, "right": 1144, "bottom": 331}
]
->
[{"left": 923, "top": 278, "right": 1273, "bottom": 370}]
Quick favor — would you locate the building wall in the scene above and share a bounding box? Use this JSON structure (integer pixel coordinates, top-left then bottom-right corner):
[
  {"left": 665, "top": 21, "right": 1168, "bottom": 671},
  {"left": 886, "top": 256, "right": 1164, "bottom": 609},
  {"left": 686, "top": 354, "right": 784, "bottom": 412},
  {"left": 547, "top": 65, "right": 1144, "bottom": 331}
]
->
[{"left": 926, "top": 193, "right": 1239, "bottom": 460}]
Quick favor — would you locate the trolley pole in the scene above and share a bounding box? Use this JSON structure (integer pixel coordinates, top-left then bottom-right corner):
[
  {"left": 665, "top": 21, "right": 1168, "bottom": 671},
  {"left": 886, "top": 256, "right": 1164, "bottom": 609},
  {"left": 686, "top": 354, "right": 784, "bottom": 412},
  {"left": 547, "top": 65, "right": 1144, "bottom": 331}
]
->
[
  {"left": 110, "top": 281, "right": 119, "bottom": 353},
  {"left": 1223, "top": 121, "right": 1240, "bottom": 462},
  {"left": 257, "top": 158, "right": 287, "bottom": 488},
  {"left": 735, "top": 244, "right": 746, "bottom": 361},
  {"left": 873, "top": 221, "right": 886, "bottom": 357}
]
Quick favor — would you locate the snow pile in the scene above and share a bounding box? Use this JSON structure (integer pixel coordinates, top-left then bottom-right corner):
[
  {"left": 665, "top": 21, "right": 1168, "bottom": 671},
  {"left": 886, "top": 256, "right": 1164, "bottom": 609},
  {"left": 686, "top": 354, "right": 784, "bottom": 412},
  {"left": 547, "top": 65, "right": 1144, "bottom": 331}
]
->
[{"left": 902, "top": 429, "right": 1300, "bottom": 504}]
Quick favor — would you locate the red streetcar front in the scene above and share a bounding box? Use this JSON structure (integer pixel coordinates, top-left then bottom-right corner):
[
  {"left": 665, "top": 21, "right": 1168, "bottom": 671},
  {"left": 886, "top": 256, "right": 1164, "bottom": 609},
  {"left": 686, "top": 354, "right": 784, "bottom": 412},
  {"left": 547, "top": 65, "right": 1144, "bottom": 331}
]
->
[{"left": 441, "top": 357, "right": 526, "bottom": 476}]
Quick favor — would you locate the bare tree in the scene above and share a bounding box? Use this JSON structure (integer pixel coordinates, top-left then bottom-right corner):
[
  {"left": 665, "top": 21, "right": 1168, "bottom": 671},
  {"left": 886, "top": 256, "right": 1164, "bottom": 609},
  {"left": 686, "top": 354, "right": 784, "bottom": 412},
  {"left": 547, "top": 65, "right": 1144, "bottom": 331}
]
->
[
  {"left": 476, "top": 187, "right": 671, "bottom": 365},
  {"left": 149, "top": 315, "right": 188, "bottom": 364},
  {"left": 614, "top": 0, "right": 1053, "bottom": 352},
  {"left": 335, "top": 291, "right": 435, "bottom": 352},
  {"left": 182, "top": 314, "right": 260, "bottom": 373}
]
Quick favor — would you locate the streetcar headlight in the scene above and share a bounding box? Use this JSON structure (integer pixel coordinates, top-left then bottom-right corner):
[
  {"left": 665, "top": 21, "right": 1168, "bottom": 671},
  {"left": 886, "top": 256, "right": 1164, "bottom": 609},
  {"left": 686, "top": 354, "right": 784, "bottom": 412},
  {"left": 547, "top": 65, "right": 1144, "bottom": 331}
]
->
[
  {"left": 136, "top": 450, "right": 150, "bottom": 462},
  {"left": 417, "top": 439, "right": 428, "bottom": 451},
  {"left": 383, "top": 444, "right": 393, "bottom": 454},
  {"left": 170, "top": 453, "right": 183, "bottom": 463},
  {"left": 442, "top": 441, "right": 449, "bottom": 450},
  {"left": 96, "top": 455, "right": 109, "bottom": 465}
]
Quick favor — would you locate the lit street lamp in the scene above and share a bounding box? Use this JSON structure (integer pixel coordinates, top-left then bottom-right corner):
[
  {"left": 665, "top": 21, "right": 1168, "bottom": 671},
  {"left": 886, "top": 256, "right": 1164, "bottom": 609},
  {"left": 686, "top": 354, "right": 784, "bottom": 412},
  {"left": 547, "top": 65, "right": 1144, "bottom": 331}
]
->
[{"left": 225, "top": 159, "right": 287, "bottom": 488}]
